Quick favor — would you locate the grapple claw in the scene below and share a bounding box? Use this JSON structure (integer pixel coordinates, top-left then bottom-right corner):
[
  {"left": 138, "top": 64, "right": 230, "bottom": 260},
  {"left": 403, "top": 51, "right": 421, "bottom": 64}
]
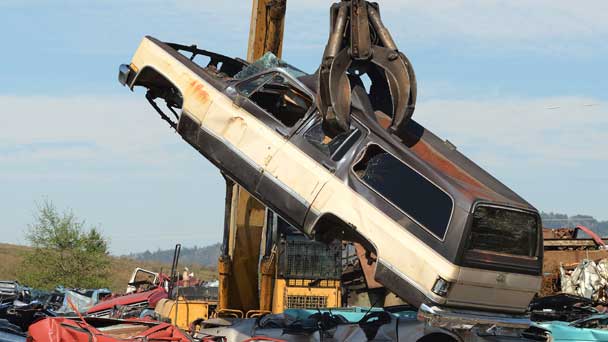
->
[{"left": 317, "top": 0, "right": 417, "bottom": 140}]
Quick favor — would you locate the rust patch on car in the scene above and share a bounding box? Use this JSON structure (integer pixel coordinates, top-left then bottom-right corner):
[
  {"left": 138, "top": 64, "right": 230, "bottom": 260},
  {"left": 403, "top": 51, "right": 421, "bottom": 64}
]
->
[
  {"left": 189, "top": 80, "right": 210, "bottom": 103},
  {"left": 411, "top": 140, "right": 482, "bottom": 189}
]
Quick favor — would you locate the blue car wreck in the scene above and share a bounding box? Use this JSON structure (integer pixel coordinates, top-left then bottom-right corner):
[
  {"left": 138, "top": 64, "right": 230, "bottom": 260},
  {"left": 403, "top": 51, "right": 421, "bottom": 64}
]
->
[{"left": 536, "top": 314, "right": 608, "bottom": 341}]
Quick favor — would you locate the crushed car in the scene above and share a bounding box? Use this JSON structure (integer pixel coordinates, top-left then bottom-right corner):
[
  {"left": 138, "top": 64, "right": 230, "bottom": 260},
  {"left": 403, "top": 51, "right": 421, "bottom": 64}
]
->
[
  {"left": 87, "top": 268, "right": 169, "bottom": 318},
  {"left": 534, "top": 314, "right": 608, "bottom": 342},
  {"left": 194, "top": 306, "right": 548, "bottom": 342},
  {"left": 0, "top": 319, "right": 26, "bottom": 342},
  {"left": 530, "top": 293, "right": 598, "bottom": 323},
  {"left": 28, "top": 316, "right": 192, "bottom": 342}
]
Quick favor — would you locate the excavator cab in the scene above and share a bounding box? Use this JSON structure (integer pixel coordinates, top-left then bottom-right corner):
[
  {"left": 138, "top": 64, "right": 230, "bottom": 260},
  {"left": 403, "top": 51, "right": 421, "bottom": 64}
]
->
[{"left": 216, "top": 183, "right": 342, "bottom": 318}]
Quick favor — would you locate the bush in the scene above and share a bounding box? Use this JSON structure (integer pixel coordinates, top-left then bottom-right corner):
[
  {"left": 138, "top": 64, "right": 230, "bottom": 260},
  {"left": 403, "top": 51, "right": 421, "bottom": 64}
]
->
[{"left": 17, "top": 200, "right": 111, "bottom": 289}]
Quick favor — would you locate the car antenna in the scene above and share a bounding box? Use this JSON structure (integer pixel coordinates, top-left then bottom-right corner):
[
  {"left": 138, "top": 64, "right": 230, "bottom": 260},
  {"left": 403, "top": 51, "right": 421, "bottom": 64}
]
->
[{"left": 359, "top": 296, "right": 382, "bottom": 323}]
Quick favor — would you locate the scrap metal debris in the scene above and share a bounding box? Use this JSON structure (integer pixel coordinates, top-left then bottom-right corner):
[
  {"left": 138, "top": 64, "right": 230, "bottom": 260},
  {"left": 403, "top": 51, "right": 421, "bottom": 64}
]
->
[
  {"left": 561, "top": 258, "right": 608, "bottom": 302},
  {"left": 28, "top": 317, "right": 191, "bottom": 342}
]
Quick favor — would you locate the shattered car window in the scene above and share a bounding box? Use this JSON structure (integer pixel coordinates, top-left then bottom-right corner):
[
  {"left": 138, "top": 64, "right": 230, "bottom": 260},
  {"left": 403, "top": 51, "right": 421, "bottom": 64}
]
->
[
  {"left": 234, "top": 52, "right": 307, "bottom": 80},
  {"left": 236, "top": 73, "right": 273, "bottom": 96},
  {"left": 467, "top": 206, "right": 538, "bottom": 257},
  {"left": 248, "top": 73, "right": 312, "bottom": 127},
  {"left": 304, "top": 119, "right": 360, "bottom": 160},
  {"left": 131, "top": 270, "right": 157, "bottom": 292},
  {"left": 353, "top": 144, "right": 453, "bottom": 239}
]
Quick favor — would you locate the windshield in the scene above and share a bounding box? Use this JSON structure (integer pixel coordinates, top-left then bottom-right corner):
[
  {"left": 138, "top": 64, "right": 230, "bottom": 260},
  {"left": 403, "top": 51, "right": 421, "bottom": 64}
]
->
[
  {"left": 466, "top": 205, "right": 539, "bottom": 257},
  {"left": 234, "top": 52, "right": 307, "bottom": 80}
]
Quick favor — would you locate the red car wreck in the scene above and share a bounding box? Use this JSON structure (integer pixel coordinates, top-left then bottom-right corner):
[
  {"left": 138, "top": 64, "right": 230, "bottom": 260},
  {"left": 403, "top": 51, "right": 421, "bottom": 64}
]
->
[{"left": 28, "top": 316, "right": 191, "bottom": 342}]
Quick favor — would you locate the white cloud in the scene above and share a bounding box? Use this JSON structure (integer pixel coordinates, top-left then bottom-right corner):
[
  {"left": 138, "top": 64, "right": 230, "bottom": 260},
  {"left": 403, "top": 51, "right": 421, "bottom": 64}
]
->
[
  {"left": 0, "top": 94, "right": 175, "bottom": 157},
  {"left": 415, "top": 96, "right": 608, "bottom": 168},
  {"left": 282, "top": 0, "right": 608, "bottom": 54},
  {"left": 0, "top": 93, "right": 212, "bottom": 184}
]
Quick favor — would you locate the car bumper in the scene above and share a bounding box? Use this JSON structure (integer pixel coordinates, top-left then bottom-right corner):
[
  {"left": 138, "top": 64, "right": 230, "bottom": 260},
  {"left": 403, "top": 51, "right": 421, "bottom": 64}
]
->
[
  {"left": 118, "top": 64, "right": 134, "bottom": 87},
  {"left": 418, "top": 303, "right": 532, "bottom": 330}
]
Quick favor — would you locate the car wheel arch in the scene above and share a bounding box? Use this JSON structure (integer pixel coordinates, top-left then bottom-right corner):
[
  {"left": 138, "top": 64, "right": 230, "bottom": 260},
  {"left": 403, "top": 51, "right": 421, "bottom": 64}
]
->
[{"left": 310, "top": 212, "right": 378, "bottom": 255}]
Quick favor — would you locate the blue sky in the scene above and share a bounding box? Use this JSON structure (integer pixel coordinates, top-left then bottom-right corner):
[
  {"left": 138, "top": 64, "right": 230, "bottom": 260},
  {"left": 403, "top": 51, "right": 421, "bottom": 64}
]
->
[{"left": 1, "top": 1, "right": 606, "bottom": 254}]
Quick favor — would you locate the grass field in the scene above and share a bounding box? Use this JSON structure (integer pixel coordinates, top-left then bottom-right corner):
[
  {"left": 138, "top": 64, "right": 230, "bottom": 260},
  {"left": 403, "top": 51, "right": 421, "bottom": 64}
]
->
[{"left": 0, "top": 243, "right": 217, "bottom": 293}]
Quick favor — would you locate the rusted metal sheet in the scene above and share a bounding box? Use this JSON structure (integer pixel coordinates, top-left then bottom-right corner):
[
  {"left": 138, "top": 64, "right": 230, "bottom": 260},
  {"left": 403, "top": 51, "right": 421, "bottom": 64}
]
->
[
  {"left": 544, "top": 239, "right": 601, "bottom": 248},
  {"left": 544, "top": 227, "right": 577, "bottom": 240},
  {"left": 28, "top": 317, "right": 191, "bottom": 342},
  {"left": 544, "top": 250, "right": 608, "bottom": 274}
]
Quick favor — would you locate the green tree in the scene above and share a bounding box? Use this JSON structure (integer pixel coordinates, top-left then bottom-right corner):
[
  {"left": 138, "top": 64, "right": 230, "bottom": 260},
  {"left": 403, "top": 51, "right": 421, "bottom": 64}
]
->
[{"left": 17, "top": 200, "right": 111, "bottom": 289}]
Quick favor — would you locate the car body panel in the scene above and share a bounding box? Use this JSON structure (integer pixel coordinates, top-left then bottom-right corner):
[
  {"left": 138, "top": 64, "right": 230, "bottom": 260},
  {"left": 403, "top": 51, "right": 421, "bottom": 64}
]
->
[
  {"left": 86, "top": 286, "right": 167, "bottom": 317},
  {"left": 28, "top": 317, "right": 191, "bottom": 342},
  {"left": 536, "top": 319, "right": 608, "bottom": 342}
]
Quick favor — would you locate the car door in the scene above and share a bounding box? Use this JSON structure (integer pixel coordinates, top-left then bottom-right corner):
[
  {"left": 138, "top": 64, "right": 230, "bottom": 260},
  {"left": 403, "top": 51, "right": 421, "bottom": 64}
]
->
[{"left": 234, "top": 70, "right": 323, "bottom": 227}]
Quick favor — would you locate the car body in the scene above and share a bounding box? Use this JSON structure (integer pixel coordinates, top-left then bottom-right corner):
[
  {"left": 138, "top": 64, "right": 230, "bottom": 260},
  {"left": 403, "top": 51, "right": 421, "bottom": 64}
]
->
[
  {"left": 535, "top": 314, "right": 608, "bottom": 342},
  {"left": 119, "top": 36, "right": 542, "bottom": 318},
  {"left": 195, "top": 306, "right": 545, "bottom": 341},
  {"left": 86, "top": 286, "right": 167, "bottom": 318},
  {"left": 28, "top": 317, "right": 191, "bottom": 342}
]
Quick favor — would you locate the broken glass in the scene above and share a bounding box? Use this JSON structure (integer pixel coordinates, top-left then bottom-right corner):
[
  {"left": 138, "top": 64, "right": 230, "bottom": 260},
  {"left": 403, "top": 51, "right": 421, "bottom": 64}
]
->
[
  {"left": 467, "top": 206, "right": 538, "bottom": 257},
  {"left": 234, "top": 52, "right": 307, "bottom": 80},
  {"left": 248, "top": 73, "right": 312, "bottom": 127},
  {"left": 304, "top": 120, "right": 356, "bottom": 159}
]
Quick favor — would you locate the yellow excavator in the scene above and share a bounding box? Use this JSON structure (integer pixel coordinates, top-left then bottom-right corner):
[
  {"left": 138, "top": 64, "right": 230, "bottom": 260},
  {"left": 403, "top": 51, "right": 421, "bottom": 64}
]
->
[
  {"left": 154, "top": 180, "right": 343, "bottom": 330},
  {"left": 155, "top": 0, "right": 343, "bottom": 330},
  {"left": 216, "top": 180, "right": 342, "bottom": 319}
]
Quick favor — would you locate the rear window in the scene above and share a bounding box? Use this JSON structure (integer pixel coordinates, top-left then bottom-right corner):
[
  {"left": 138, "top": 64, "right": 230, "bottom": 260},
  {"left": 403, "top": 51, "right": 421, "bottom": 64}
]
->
[
  {"left": 353, "top": 144, "right": 453, "bottom": 239},
  {"left": 467, "top": 205, "right": 539, "bottom": 257}
]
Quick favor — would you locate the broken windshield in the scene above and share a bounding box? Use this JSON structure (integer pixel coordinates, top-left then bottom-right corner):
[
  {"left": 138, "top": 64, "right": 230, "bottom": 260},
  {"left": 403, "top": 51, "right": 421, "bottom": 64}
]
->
[{"left": 234, "top": 52, "right": 307, "bottom": 80}]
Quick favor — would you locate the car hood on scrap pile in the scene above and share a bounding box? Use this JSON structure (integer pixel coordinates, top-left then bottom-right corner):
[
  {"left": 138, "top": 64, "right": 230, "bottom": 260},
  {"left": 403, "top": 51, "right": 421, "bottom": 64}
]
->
[
  {"left": 86, "top": 287, "right": 167, "bottom": 315},
  {"left": 28, "top": 316, "right": 191, "bottom": 342}
]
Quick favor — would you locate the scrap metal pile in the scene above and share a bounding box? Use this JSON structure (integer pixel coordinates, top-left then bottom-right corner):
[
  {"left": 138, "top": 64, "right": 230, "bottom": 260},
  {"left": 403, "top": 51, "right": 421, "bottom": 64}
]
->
[
  {"left": 0, "top": 266, "right": 219, "bottom": 342},
  {"left": 542, "top": 226, "right": 608, "bottom": 298}
]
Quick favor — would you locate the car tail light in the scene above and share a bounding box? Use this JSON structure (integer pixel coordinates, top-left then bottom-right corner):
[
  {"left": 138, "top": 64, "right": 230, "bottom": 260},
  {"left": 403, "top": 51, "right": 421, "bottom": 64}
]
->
[{"left": 432, "top": 276, "right": 452, "bottom": 297}]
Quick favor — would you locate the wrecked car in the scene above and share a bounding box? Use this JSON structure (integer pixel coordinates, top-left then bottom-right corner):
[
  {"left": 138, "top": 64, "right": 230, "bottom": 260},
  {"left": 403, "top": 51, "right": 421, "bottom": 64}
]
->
[
  {"left": 120, "top": 34, "right": 542, "bottom": 314},
  {"left": 87, "top": 269, "right": 168, "bottom": 318},
  {"left": 0, "top": 319, "right": 26, "bottom": 342},
  {"left": 0, "top": 281, "right": 29, "bottom": 305},
  {"left": 530, "top": 293, "right": 598, "bottom": 323},
  {"left": 28, "top": 316, "right": 192, "bottom": 342},
  {"left": 195, "top": 306, "right": 547, "bottom": 342},
  {"left": 535, "top": 313, "right": 608, "bottom": 342}
]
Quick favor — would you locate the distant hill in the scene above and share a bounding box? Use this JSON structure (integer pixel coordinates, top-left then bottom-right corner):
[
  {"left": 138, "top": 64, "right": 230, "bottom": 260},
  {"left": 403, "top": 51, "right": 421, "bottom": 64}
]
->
[
  {"left": 541, "top": 212, "right": 608, "bottom": 237},
  {"left": 130, "top": 214, "right": 608, "bottom": 262},
  {"left": 0, "top": 243, "right": 216, "bottom": 292},
  {"left": 128, "top": 243, "right": 221, "bottom": 268}
]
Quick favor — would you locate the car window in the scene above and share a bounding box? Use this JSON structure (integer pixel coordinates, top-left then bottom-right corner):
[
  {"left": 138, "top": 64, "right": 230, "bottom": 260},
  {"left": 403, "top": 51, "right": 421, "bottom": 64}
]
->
[
  {"left": 234, "top": 52, "right": 307, "bottom": 80},
  {"left": 236, "top": 73, "right": 273, "bottom": 96},
  {"left": 353, "top": 144, "right": 453, "bottom": 239},
  {"left": 303, "top": 119, "right": 359, "bottom": 160},
  {"left": 247, "top": 73, "right": 313, "bottom": 127},
  {"left": 466, "top": 206, "right": 539, "bottom": 257}
]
